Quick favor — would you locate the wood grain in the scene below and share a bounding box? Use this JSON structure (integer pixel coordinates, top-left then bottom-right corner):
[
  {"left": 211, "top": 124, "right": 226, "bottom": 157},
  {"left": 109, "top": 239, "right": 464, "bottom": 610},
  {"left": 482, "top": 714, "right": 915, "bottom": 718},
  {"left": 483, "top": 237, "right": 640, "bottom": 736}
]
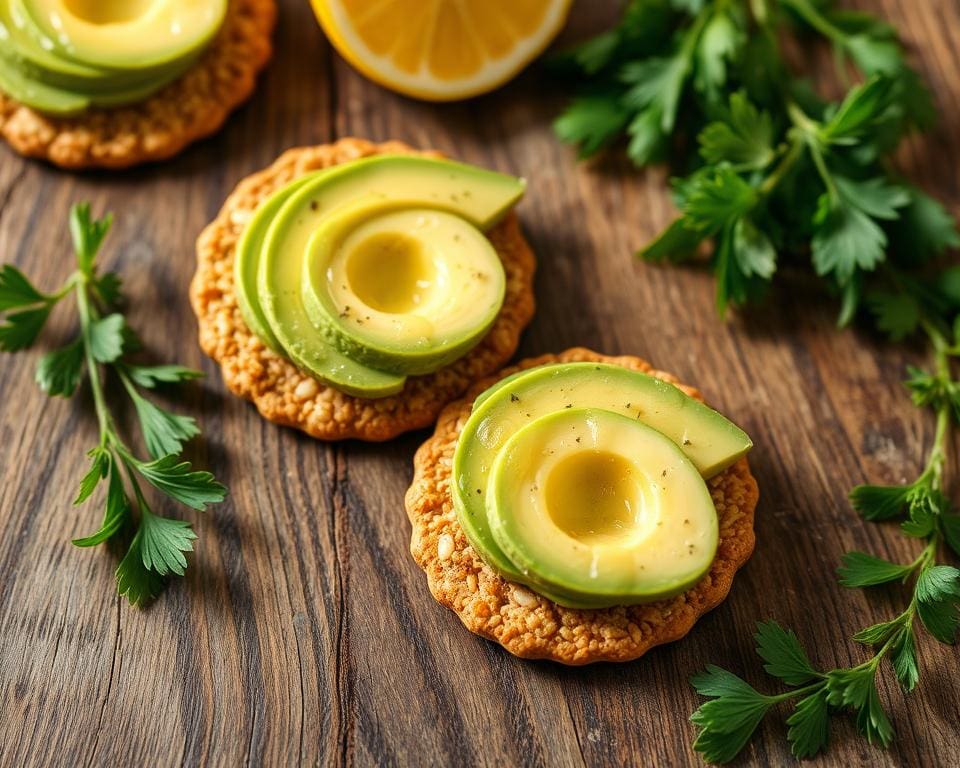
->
[{"left": 1, "top": 1, "right": 958, "bottom": 765}]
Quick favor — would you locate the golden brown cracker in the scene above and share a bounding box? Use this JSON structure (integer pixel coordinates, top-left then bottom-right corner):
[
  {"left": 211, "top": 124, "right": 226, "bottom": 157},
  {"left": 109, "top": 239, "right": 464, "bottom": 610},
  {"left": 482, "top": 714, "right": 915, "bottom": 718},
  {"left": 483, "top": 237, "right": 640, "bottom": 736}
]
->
[
  {"left": 405, "top": 348, "right": 759, "bottom": 665},
  {"left": 0, "top": 0, "right": 276, "bottom": 169},
  {"left": 190, "top": 138, "right": 537, "bottom": 441}
]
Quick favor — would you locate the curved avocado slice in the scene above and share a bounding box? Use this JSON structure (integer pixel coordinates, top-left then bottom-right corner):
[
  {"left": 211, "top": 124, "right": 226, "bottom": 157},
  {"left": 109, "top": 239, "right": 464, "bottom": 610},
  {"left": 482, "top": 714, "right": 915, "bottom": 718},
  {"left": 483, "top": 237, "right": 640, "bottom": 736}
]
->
[
  {"left": 453, "top": 362, "right": 752, "bottom": 583},
  {"left": 300, "top": 199, "right": 506, "bottom": 375},
  {"left": 488, "top": 408, "right": 718, "bottom": 607},
  {"left": 20, "top": 0, "right": 226, "bottom": 72},
  {"left": 235, "top": 173, "right": 320, "bottom": 352},
  {"left": 0, "top": 0, "right": 203, "bottom": 114},
  {"left": 0, "top": 54, "right": 192, "bottom": 115},
  {"left": 246, "top": 155, "right": 524, "bottom": 397}
]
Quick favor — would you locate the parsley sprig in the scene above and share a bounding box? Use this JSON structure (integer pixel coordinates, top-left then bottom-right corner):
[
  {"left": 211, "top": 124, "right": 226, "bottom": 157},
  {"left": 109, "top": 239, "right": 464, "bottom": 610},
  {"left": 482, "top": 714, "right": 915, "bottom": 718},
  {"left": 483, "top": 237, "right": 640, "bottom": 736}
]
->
[
  {"left": 555, "top": 0, "right": 960, "bottom": 762},
  {"left": 0, "top": 204, "right": 226, "bottom": 606}
]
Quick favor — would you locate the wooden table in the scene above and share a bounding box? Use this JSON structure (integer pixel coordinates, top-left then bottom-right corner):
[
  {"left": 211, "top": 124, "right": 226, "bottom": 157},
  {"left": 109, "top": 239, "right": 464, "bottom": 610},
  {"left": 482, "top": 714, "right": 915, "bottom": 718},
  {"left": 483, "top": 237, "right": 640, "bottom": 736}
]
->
[{"left": 1, "top": 1, "right": 957, "bottom": 765}]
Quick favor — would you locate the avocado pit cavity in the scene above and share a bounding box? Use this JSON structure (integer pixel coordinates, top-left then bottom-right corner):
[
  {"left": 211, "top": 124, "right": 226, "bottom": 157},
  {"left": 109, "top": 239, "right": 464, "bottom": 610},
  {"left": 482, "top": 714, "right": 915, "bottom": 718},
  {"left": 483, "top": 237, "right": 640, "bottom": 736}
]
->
[
  {"left": 344, "top": 230, "right": 438, "bottom": 315},
  {"left": 545, "top": 450, "right": 644, "bottom": 545},
  {"left": 65, "top": 0, "right": 153, "bottom": 24}
]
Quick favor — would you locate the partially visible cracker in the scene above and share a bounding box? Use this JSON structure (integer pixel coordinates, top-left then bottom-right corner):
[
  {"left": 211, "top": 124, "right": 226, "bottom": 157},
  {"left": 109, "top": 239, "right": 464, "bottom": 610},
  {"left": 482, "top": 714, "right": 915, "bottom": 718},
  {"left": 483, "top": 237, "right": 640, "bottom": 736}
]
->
[
  {"left": 190, "top": 138, "right": 537, "bottom": 441},
  {"left": 405, "top": 348, "right": 759, "bottom": 665},
  {"left": 0, "top": 0, "right": 276, "bottom": 169}
]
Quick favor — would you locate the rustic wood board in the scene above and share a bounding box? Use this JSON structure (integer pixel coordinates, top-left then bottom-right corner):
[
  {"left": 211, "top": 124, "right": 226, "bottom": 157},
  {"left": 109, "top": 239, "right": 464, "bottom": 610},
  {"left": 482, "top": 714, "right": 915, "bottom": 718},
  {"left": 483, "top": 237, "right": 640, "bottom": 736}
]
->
[{"left": 1, "top": 1, "right": 957, "bottom": 765}]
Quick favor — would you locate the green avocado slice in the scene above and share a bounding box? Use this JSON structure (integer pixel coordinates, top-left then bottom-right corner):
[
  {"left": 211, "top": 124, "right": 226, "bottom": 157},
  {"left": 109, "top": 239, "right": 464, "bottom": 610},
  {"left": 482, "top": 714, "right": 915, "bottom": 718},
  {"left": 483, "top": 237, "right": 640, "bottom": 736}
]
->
[
  {"left": 487, "top": 408, "right": 718, "bottom": 607},
  {"left": 299, "top": 198, "right": 506, "bottom": 374},
  {"left": 235, "top": 173, "right": 321, "bottom": 351},
  {"left": 244, "top": 155, "right": 524, "bottom": 397},
  {"left": 453, "top": 362, "right": 752, "bottom": 584},
  {"left": 0, "top": 0, "right": 202, "bottom": 114},
  {"left": 20, "top": 0, "right": 226, "bottom": 71}
]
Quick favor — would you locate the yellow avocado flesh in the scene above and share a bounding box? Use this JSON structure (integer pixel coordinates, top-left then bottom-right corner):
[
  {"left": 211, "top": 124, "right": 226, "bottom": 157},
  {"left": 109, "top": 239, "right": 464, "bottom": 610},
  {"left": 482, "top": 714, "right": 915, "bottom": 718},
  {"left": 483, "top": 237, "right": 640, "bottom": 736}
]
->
[
  {"left": 301, "top": 201, "right": 506, "bottom": 374},
  {"left": 21, "top": 0, "right": 226, "bottom": 70},
  {"left": 453, "top": 362, "right": 752, "bottom": 591},
  {"left": 488, "top": 408, "right": 718, "bottom": 607}
]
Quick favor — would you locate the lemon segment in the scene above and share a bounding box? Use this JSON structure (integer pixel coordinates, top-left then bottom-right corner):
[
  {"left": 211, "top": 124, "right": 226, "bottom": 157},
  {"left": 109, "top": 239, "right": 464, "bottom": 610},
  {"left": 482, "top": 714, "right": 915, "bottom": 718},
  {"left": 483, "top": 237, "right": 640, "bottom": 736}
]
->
[{"left": 311, "top": 0, "right": 572, "bottom": 101}]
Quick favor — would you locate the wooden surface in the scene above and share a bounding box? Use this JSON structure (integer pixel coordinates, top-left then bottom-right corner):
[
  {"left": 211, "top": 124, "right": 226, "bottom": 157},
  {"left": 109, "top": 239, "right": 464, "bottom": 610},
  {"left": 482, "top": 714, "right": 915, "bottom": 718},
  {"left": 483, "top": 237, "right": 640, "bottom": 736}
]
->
[{"left": 1, "top": 1, "right": 958, "bottom": 765}]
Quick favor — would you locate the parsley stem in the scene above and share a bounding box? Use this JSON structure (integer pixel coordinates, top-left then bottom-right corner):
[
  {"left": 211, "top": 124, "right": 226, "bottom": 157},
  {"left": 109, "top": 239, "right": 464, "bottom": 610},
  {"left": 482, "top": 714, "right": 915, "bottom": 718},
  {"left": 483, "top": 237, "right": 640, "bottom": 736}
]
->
[
  {"left": 75, "top": 273, "right": 112, "bottom": 446},
  {"left": 920, "top": 320, "right": 952, "bottom": 490},
  {"left": 779, "top": 0, "right": 848, "bottom": 45},
  {"left": 758, "top": 133, "right": 804, "bottom": 197}
]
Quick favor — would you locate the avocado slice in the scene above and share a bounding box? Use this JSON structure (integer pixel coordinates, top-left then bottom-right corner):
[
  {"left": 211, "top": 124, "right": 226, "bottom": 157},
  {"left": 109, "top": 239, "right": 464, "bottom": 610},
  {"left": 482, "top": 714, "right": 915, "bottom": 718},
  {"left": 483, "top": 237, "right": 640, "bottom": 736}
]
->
[
  {"left": 0, "top": 0, "right": 210, "bottom": 114},
  {"left": 235, "top": 173, "right": 321, "bottom": 351},
  {"left": 299, "top": 199, "right": 506, "bottom": 374},
  {"left": 241, "top": 155, "right": 524, "bottom": 397},
  {"left": 453, "top": 362, "right": 752, "bottom": 583},
  {"left": 487, "top": 408, "right": 718, "bottom": 607},
  {"left": 20, "top": 0, "right": 226, "bottom": 71}
]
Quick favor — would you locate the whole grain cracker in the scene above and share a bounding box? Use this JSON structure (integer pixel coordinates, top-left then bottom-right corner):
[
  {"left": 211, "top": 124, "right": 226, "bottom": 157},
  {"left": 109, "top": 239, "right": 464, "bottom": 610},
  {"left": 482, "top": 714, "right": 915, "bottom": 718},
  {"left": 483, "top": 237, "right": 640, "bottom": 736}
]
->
[
  {"left": 191, "top": 138, "right": 536, "bottom": 441},
  {"left": 405, "top": 348, "right": 759, "bottom": 665},
  {"left": 0, "top": 0, "right": 276, "bottom": 169}
]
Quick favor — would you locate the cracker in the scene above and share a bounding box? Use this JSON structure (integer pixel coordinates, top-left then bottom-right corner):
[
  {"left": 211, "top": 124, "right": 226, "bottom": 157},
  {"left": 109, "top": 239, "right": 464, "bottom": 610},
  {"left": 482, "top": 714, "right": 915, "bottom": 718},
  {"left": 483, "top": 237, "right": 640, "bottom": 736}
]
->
[
  {"left": 405, "top": 348, "right": 759, "bottom": 665},
  {"left": 190, "top": 138, "right": 537, "bottom": 441},
  {"left": 0, "top": 0, "right": 276, "bottom": 169}
]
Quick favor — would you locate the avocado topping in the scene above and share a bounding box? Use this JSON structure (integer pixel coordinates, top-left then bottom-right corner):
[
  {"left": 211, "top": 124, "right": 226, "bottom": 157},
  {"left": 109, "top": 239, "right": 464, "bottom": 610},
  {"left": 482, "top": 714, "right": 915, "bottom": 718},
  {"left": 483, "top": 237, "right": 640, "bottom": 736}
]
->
[
  {"left": 235, "top": 154, "right": 525, "bottom": 397},
  {"left": 452, "top": 363, "right": 753, "bottom": 607},
  {"left": 0, "top": 0, "right": 226, "bottom": 115}
]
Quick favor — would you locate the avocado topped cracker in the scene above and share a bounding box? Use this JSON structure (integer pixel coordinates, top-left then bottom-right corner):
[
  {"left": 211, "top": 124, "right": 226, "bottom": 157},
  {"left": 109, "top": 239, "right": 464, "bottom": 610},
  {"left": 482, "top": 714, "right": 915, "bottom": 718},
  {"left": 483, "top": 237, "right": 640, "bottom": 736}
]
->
[
  {"left": 192, "top": 139, "right": 536, "bottom": 441},
  {"left": 406, "top": 349, "right": 758, "bottom": 664}
]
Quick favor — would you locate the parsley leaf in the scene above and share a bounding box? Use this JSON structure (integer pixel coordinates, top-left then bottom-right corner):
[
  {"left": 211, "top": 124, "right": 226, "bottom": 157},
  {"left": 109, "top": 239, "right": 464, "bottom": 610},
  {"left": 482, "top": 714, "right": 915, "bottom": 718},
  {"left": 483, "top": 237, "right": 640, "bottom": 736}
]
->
[
  {"left": 89, "top": 313, "right": 126, "bottom": 364},
  {"left": 116, "top": 530, "right": 166, "bottom": 607},
  {"left": 683, "top": 167, "right": 757, "bottom": 234},
  {"left": 642, "top": 218, "right": 708, "bottom": 263},
  {"left": 689, "top": 666, "right": 774, "bottom": 764},
  {"left": 890, "top": 629, "right": 919, "bottom": 692},
  {"left": 127, "top": 387, "right": 201, "bottom": 460},
  {"left": 0, "top": 265, "right": 46, "bottom": 310},
  {"left": 74, "top": 447, "right": 110, "bottom": 506},
  {"left": 123, "top": 364, "right": 204, "bottom": 389},
  {"left": 754, "top": 620, "right": 819, "bottom": 685},
  {"left": 786, "top": 689, "right": 830, "bottom": 758},
  {"left": 35, "top": 338, "right": 85, "bottom": 397},
  {"left": 837, "top": 551, "right": 914, "bottom": 587},
  {"left": 135, "top": 455, "right": 227, "bottom": 511},
  {"left": 819, "top": 76, "right": 894, "bottom": 145},
  {"left": 69, "top": 203, "right": 112, "bottom": 276},
  {"left": 849, "top": 483, "right": 912, "bottom": 521},
  {"left": 699, "top": 92, "right": 774, "bottom": 168},
  {"left": 866, "top": 292, "right": 920, "bottom": 341},
  {"left": 72, "top": 461, "right": 130, "bottom": 547},
  {"left": 915, "top": 565, "right": 960, "bottom": 604},
  {"left": 0, "top": 306, "right": 51, "bottom": 351},
  {"left": 137, "top": 508, "right": 197, "bottom": 576},
  {"left": 811, "top": 191, "right": 888, "bottom": 284},
  {"left": 553, "top": 94, "right": 630, "bottom": 158},
  {"left": 916, "top": 597, "right": 959, "bottom": 645}
]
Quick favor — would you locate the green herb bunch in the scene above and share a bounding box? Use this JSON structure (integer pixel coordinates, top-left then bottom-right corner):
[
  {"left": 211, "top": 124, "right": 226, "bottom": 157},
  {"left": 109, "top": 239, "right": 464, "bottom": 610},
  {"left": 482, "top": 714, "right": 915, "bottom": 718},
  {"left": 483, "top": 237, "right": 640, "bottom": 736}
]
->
[
  {"left": 555, "top": 0, "right": 960, "bottom": 762},
  {"left": 0, "top": 204, "right": 226, "bottom": 606}
]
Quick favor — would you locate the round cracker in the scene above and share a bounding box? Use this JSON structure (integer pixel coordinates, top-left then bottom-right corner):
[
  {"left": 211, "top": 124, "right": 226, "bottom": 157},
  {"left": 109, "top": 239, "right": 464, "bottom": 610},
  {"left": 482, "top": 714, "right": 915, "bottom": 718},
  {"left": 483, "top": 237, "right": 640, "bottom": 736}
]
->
[
  {"left": 405, "top": 348, "right": 759, "bottom": 665},
  {"left": 191, "top": 138, "right": 536, "bottom": 441},
  {"left": 0, "top": 0, "right": 276, "bottom": 169}
]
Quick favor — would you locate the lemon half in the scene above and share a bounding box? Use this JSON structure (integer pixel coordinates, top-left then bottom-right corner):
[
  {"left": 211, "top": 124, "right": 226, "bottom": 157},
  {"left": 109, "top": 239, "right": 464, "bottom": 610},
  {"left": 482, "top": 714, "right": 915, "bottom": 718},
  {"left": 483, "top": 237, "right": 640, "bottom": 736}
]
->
[{"left": 311, "top": 0, "right": 573, "bottom": 101}]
